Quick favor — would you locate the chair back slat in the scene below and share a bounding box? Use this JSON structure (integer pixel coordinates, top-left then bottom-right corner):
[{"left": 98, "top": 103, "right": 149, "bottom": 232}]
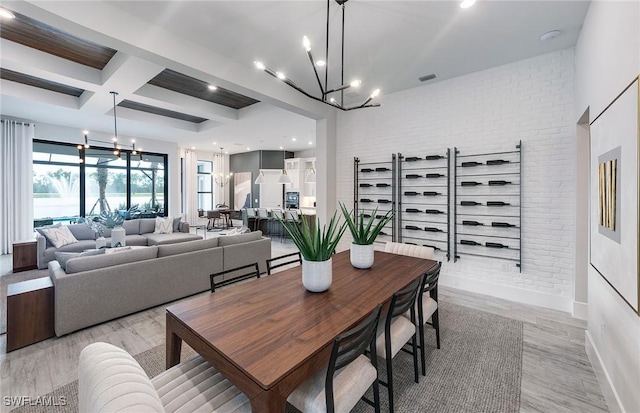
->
[
  {"left": 421, "top": 262, "right": 442, "bottom": 293},
  {"left": 257, "top": 208, "right": 269, "bottom": 218},
  {"left": 328, "top": 304, "right": 382, "bottom": 379},
  {"left": 389, "top": 277, "right": 422, "bottom": 319},
  {"left": 266, "top": 252, "right": 302, "bottom": 275}
]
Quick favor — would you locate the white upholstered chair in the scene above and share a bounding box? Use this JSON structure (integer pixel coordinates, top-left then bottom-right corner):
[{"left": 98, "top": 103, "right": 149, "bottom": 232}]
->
[
  {"left": 288, "top": 304, "right": 382, "bottom": 413},
  {"left": 79, "top": 342, "right": 251, "bottom": 413},
  {"left": 384, "top": 242, "right": 442, "bottom": 376}
]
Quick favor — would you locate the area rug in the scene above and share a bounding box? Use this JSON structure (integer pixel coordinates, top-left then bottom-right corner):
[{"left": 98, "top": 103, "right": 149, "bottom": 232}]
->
[
  {"left": 10, "top": 302, "right": 523, "bottom": 413},
  {"left": 0, "top": 267, "right": 49, "bottom": 335}
]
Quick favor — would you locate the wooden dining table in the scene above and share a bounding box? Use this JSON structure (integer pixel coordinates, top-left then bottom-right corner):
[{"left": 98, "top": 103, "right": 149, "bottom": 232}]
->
[{"left": 166, "top": 250, "right": 436, "bottom": 412}]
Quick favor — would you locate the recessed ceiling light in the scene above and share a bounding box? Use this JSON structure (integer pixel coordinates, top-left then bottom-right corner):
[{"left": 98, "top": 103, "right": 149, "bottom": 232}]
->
[
  {"left": 191, "top": 146, "right": 195, "bottom": 150},
  {"left": 279, "top": 146, "right": 283, "bottom": 150},
  {"left": 308, "top": 141, "right": 313, "bottom": 145},
  {"left": 540, "top": 30, "right": 562, "bottom": 42},
  {"left": 208, "top": 85, "right": 217, "bottom": 91},
  {"left": 460, "top": 0, "right": 476, "bottom": 9},
  {"left": 291, "top": 138, "right": 296, "bottom": 141},
  {"left": 225, "top": 151, "right": 229, "bottom": 154},
  {"left": 0, "top": 8, "right": 16, "bottom": 19},
  {"left": 213, "top": 142, "right": 217, "bottom": 145},
  {"left": 246, "top": 147, "right": 250, "bottom": 151}
]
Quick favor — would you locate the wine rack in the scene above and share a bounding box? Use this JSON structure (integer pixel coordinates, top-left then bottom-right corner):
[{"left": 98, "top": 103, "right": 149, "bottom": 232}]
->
[
  {"left": 397, "top": 150, "right": 450, "bottom": 260},
  {"left": 353, "top": 156, "right": 396, "bottom": 245},
  {"left": 453, "top": 142, "right": 522, "bottom": 270}
]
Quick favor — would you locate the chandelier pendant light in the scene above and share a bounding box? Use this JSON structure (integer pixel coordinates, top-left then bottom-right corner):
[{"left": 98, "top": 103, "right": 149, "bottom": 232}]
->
[
  {"left": 215, "top": 147, "right": 233, "bottom": 187},
  {"left": 254, "top": 0, "right": 380, "bottom": 111},
  {"left": 278, "top": 148, "right": 292, "bottom": 184}
]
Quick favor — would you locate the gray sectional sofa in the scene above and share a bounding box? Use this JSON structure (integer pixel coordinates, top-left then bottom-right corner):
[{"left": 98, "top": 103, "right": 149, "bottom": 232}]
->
[
  {"left": 48, "top": 231, "right": 271, "bottom": 336},
  {"left": 36, "top": 218, "right": 201, "bottom": 269}
]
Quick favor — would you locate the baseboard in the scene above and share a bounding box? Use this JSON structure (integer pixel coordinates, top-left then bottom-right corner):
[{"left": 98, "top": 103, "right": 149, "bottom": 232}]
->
[
  {"left": 585, "top": 331, "right": 624, "bottom": 413},
  {"left": 573, "top": 301, "right": 588, "bottom": 320},
  {"left": 439, "top": 274, "right": 573, "bottom": 313}
]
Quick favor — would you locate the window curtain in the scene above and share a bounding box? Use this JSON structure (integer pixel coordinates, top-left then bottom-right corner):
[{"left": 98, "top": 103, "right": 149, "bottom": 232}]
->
[
  {"left": 184, "top": 149, "right": 199, "bottom": 225},
  {"left": 0, "top": 120, "right": 35, "bottom": 254}
]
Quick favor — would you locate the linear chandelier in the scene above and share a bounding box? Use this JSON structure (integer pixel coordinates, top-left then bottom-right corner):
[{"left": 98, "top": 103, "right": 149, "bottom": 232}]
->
[{"left": 254, "top": 0, "right": 380, "bottom": 111}]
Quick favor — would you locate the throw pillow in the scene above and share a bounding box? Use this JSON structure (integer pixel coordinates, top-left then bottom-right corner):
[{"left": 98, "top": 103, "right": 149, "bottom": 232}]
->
[
  {"left": 40, "top": 226, "right": 79, "bottom": 248},
  {"left": 104, "top": 246, "right": 133, "bottom": 254},
  {"left": 36, "top": 223, "right": 62, "bottom": 248},
  {"left": 55, "top": 249, "right": 105, "bottom": 270},
  {"left": 172, "top": 217, "right": 182, "bottom": 232},
  {"left": 154, "top": 217, "right": 174, "bottom": 234}
]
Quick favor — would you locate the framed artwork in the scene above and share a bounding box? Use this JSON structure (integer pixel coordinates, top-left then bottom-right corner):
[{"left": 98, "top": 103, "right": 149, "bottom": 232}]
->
[
  {"left": 590, "top": 76, "right": 639, "bottom": 315},
  {"left": 234, "top": 172, "right": 252, "bottom": 209}
]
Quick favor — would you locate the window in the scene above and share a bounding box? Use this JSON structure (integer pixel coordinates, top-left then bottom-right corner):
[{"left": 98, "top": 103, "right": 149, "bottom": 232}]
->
[
  {"left": 197, "top": 160, "right": 213, "bottom": 210},
  {"left": 32, "top": 140, "right": 168, "bottom": 223},
  {"left": 33, "top": 142, "right": 81, "bottom": 224}
]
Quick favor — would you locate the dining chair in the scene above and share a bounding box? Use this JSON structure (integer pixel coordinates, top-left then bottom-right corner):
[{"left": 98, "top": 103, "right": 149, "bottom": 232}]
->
[
  {"left": 384, "top": 241, "right": 435, "bottom": 259},
  {"left": 256, "top": 208, "right": 270, "bottom": 235},
  {"left": 407, "top": 262, "right": 442, "bottom": 376},
  {"left": 210, "top": 262, "right": 260, "bottom": 292},
  {"left": 271, "top": 209, "right": 285, "bottom": 240},
  {"left": 79, "top": 342, "right": 250, "bottom": 413},
  {"left": 375, "top": 277, "right": 422, "bottom": 413},
  {"left": 288, "top": 304, "right": 383, "bottom": 413},
  {"left": 206, "top": 210, "right": 222, "bottom": 230},
  {"left": 266, "top": 251, "right": 302, "bottom": 275}
]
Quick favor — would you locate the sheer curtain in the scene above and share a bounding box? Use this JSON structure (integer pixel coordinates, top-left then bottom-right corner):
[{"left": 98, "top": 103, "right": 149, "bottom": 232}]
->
[
  {"left": 0, "top": 120, "right": 35, "bottom": 254},
  {"left": 184, "top": 149, "right": 200, "bottom": 225}
]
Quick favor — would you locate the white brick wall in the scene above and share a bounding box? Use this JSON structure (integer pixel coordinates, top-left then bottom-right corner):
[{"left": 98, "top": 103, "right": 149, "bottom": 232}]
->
[{"left": 336, "top": 48, "right": 576, "bottom": 310}]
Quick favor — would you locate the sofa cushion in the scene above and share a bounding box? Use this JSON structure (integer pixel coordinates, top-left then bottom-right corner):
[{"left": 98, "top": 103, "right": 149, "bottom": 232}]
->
[
  {"left": 36, "top": 223, "right": 61, "bottom": 248},
  {"left": 139, "top": 218, "right": 156, "bottom": 235},
  {"left": 40, "top": 226, "right": 79, "bottom": 248},
  {"left": 154, "top": 217, "right": 174, "bottom": 234},
  {"left": 218, "top": 231, "right": 263, "bottom": 246},
  {"left": 55, "top": 249, "right": 105, "bottom": 270},
  {"left": 122, "top": 220, "right": 140, "bottom": 235},
  {"left": 67, "top": 224, "right": 97, "bottom": 241},
  {"left": 157, "top": 238, "right": 220, "bottom": 258},
  {"left": 145, "top": 233, "right": 201, "bottom": 246},
  {"left": 66, "top": 246, "right": 159, "bottom": 274}
]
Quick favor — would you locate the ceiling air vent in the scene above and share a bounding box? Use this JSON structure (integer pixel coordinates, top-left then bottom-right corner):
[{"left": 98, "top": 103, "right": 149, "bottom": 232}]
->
[{"left": 419, "top": 73, "right": 437, "bottom": 82}]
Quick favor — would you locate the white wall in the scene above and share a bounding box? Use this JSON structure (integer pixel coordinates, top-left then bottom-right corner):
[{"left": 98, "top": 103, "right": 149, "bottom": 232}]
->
[
  {"left": 336, "top": 48, "right": 576, "bottom": 312},
  {"left": 575, "top": 2, "right": 640, "bottom": 412},
  {"left": 33, "top": 122, "right": 181, "bottom": 217}
]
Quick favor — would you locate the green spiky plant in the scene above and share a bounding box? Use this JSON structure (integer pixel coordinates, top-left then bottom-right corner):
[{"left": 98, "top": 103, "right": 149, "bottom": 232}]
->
[
  {"left": 278, "top": 211, "right": 347, "bottom": 262},
  {"left": 339, "top": 202, "right": 394, "bottom": 245}
]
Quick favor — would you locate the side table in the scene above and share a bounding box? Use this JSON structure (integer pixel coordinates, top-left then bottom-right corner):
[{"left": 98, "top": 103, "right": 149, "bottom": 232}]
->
[
  {"left": 12, "top": 240, "right": 37, "bottom": 272},
  {"left": 7, "top": 277, "right": 55, "bottom": 352}
]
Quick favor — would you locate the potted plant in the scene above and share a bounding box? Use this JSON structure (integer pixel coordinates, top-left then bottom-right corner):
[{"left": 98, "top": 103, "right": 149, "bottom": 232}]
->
[
  {"left": 339, "top": 202, "right": 394, "bottom": 269},
  {"left": 278, "top": 211, "right": 347, "bottom": 292}
]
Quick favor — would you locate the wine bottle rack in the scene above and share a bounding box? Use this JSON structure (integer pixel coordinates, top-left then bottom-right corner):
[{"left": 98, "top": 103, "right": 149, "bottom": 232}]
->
[
  {"left": 397, "top": 150, "right": 450, "bottom": 260},
  {"left": 453, "top": 142, "right": 522, "bottom": 270},
  {"left": 353, "top": 156, "right": 396, "bottom": 245}
]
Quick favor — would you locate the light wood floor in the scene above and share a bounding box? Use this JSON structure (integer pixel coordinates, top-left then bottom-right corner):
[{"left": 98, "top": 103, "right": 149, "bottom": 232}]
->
[{"left": 0, "top": 237, "right": 608, "bottom": 413}]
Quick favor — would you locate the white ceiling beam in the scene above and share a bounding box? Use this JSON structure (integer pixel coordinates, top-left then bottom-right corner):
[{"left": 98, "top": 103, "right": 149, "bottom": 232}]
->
[{"left": 0, "top": 79, "right": 78, "bottom": 109}]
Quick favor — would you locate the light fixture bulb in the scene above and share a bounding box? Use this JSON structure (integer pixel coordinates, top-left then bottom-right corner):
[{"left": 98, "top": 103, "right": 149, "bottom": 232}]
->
[
  {"left": 0, "top": 8, "right": 16, "bottom": 19},
  {"left": 79, "top": 158, "right": 84, "bottom": 163},
  {"left": 350, "top": 79, "right": 362, "bottom": 88},
  {"left": 77, "top": 144, "right": 83, "bottom": 150},
  {"left": 370, "top": 88, "right": 380, "bottom": 98},
  {"left": 83, "top": 130, "right": 89, "bottom": 135},
  {"left": 330, "top": 98, "right": 337, "bottom": 103},
  {"left": 276, "top": 72, "right": 286, "bottom": 80},
  {"left": 316, "top": 60, "right": 326, "bottom": 67},
  {"left": 254, "top": 61, "right": 265, "bottom": 70},
  {"left": 302, "top": 35, "right": 311, "bottom": 52},
  {"left": 113, "top": 137, "right": 117, "bottom": 142},
  {"left": 113, "top": 150, "right": 119, "bottom": 155},
  {"left": 460, "top": 0, "right": 476, "bottom": 9},
  {"left": 208, "top": 84, "right": 218, "bottom": 91},
  {"left": 84, "top": 144, "right": 90, "bottom": 148}
]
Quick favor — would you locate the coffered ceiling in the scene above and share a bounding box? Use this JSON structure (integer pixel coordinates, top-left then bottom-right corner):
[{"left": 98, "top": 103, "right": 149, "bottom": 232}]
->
[{"left": 0, "top": 1, "right": 589, "bottom": 153}]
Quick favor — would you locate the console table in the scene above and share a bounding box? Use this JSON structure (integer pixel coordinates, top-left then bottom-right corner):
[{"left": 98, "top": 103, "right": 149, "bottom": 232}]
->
[{"left": 7, "top": 277, "right": 54, "bottom": 351}]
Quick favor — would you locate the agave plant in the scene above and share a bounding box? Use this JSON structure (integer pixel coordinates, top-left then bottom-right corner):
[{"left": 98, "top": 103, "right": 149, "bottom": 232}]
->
[
  {"left": 339, "top": 202, "right": 394, "bottom": 245},
  {"left": 278, "top": 211, "right": 347, "bottom": 262}
]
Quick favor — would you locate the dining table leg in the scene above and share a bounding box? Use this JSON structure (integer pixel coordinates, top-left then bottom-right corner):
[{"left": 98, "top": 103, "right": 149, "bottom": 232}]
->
[
  {"left": 249, "top": 391, "right": 287, "bottom": 413},
  {"left": 166, "top": 314, "right": 183, "bottom": 369}
]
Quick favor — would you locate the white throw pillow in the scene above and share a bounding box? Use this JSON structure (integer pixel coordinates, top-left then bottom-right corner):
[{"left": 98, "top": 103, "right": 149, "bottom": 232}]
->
[
  {"left": 104, "top": 246, "right": 133, "bottom": 254},
  {"left": 154, "top": 217, "right": 174, "bottom": 234},
  {"left": 40, "top": 226, "right": 79, "bottom": 248}
]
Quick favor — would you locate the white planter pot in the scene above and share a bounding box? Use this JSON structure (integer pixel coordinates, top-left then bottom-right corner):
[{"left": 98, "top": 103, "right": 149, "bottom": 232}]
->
[
  {"left": 302, "top": 258, "right": 332, "bottom": 292},
  {"left": 110, "top": 226, "right": 126, "bottom": 247},
  {"left": 350, "top": 243, "right": 375, "bottom": 269},
  {"left": 96, "top": 236, "right": 107, "bottom": 249}
]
